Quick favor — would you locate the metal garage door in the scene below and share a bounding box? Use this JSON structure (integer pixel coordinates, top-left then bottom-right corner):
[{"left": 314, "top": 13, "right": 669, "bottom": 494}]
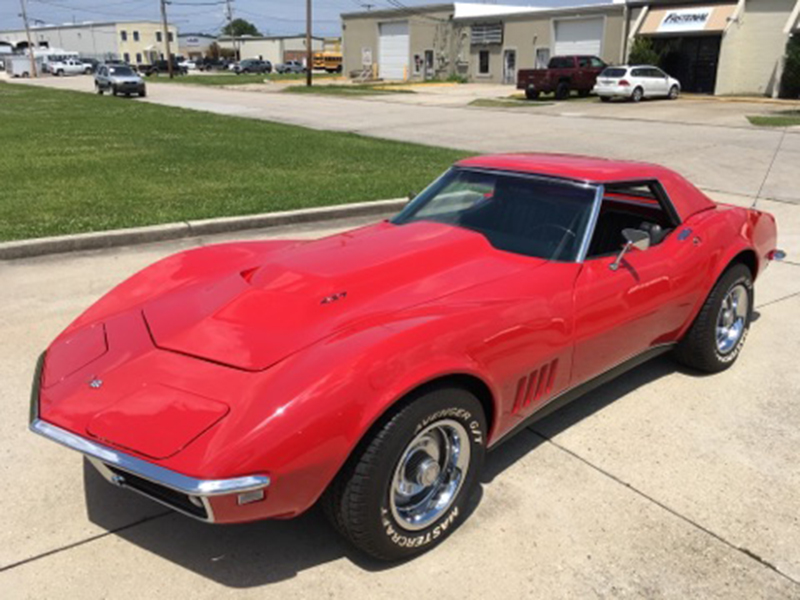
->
[
  {"left": 554, "top": 18, "right": 604, "bottom": 56},
  {"left": 379, "top": 21, "right": 409, "bottom": 80}
]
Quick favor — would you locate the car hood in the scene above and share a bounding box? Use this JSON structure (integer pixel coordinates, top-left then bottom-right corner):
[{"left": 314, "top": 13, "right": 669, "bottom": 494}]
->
[
  {"left": 110, "top": 75, "right": 143, "bottom": 84},
  {"left": 143, "top": 221, "right": 540, "bottom": 371}
]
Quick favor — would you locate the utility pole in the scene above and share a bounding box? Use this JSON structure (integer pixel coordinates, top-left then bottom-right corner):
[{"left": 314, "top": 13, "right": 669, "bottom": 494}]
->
[
  {"left": 160, "top": 0, "right": 174, "bottom": 79},
  {"left": 225, "top": 0, "right": 237, "bottom": 60},
  {"left": 19, "top": 0, "right": 38, "bottom": 77},
  {"left": 305, "top": 0, "right": 312, "bottom": 86}
]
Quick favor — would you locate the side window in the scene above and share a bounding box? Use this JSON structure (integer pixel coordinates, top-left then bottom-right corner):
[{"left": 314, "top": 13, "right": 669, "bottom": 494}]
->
[
  {"left": 585, "top": 181, "right": 678, "bottom": 259},
  {"left": 631, "top": 68, "right": 645, "bottom": 77},
  {"left": 590, "top": 57, "right": 605, "bottom": 68},
  {"left": 578, "top": 57, "right": 590, "bottom": 68},
  {"left": 651, "top": 67, "right": 666, "bottom": 78}
]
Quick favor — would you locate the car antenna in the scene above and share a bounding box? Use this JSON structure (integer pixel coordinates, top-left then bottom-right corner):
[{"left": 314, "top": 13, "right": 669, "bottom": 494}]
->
[{"left": 752, "top": 127, "right": 787, "bottom": 209}]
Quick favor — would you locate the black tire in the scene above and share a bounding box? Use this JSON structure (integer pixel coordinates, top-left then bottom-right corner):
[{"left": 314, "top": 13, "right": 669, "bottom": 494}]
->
[
  {"left": 139, "top": 90, "right": 146, "bottom": 98},
  {"left": 525, "top": 88, "right": 540, "bottom": 100},
  {"left": 555, "top": 81, "right": 570, "bottom": 100},
  {"left": 669, "top": 85, "right": 679, "bottom": 100},
  {"left": 631, "top": 86, "right": 644, "bottom": 102},
  {"left": 600, "top": 96, "right": 611, "bottom": 102},
  {"left": 674, "top": 263, "right": 753, "bottom": 373},
  {"left": 323, "top": 385, "right": 487, "bottom": 561},
  {"left": 96, "top": 85, "right": 103, "bottom": 95},
  {"left": 577, "top": 89, "right": 590, "bottom": 98},
  {"left": 56, "top": 70, "right": 64, "bottom": 77}
]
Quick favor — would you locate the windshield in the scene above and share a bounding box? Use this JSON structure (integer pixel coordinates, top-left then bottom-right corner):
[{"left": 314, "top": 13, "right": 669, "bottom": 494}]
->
[
  {"left": 392, "top": 168, "right": 597, "bottom": 261},
  {"left": 109, "top": 66, "right": 134, "bottom": 76},
  {"left": 600, "top": 67, "right": 628, "bottom": 78}
]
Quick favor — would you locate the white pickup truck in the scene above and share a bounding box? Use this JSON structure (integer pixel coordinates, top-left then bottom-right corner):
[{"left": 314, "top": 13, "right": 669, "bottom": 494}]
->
[{"left": 49, "top": 59, "right": 90, "bottom": 76}]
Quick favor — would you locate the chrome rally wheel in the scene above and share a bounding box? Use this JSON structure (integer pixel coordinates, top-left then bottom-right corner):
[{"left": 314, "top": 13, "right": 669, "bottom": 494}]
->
[
  {"left": 675, "top": 263, "right": 753, "bottom": 373},
  {"left": 323, "top": 386, "right": 486, "bottom": 561},
  {"left": 716, "top": 283, "right": 749, "bottom": 355},
  {"left": 390, "top": 419, "right": 470, "bottom": 532}
]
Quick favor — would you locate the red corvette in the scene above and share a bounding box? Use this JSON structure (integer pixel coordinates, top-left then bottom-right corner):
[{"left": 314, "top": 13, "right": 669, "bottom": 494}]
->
[{"left": 31, "top": 154, "right": 783, "bottom": 560}]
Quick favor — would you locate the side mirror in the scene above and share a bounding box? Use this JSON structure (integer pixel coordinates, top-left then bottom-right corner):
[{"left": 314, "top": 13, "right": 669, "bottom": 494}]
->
[{"left": 610, "top": 228, "right": 650, "bottom": 271}]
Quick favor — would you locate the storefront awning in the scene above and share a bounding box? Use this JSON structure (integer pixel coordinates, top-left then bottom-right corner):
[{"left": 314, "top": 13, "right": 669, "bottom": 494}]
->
[{"left": 639, "top": 4, "right": 737, "bottom": 35}]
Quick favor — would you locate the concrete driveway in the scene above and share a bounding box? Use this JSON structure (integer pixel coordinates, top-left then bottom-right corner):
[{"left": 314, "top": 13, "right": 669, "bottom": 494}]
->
[
  {"left": 3, "top": 75, "right": 800, "bottom": 598},
  {"left": 2, "top": 193, "right": 799, "bottom": 598},
  {"left": 15, "top": 75, "right": 800, "bottom": 205}
]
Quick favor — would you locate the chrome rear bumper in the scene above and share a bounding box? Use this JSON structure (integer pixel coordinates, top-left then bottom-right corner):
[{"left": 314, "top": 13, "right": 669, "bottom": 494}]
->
[{"left": 29, "top": 353, "right": 270, "bottom": 522}]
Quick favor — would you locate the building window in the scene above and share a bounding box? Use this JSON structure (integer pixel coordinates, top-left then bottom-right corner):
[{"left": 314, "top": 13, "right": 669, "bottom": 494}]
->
[
  {"left": 123, "top": 52, "right": 130, "bottom": 63},
  {"left": 120, "top": 30, "right": 127, "bottom": 42},
  {"left": 156, "top": 31, "right": 162, "bottom": 42},
  {"left": 133, "top": 31, "right": 139, "bottom": 42},
  {"left": 168, "top": 32, "right": 174, "bottom": 42},
  {"left": 471, "top": 23, "right": 503, "bottom": 46},
  {"left": 479, "top": 50, "right": 490, "bottom": 75},
  {"left": 136, "top": 53, "right": 142, "bottom": 63}
]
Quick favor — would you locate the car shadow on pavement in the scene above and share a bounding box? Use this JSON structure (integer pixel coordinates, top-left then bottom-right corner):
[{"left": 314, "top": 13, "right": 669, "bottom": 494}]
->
[
  {"left": 482, "top": 355, "right": 678, "bottom": 484},
  {"left": 81, "top": 354, "right": 678, "bottom": 586}
]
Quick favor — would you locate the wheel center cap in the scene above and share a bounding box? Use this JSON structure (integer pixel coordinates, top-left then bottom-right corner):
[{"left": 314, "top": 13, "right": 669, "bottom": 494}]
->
[{"left": 415, "top": 457, "right": 441, "bottom": 487}]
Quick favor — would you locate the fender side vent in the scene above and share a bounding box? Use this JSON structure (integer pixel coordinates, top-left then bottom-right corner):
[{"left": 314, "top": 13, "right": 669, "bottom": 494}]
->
[{"left": 511, "top": 359, "right": 559, "bottom": 415}]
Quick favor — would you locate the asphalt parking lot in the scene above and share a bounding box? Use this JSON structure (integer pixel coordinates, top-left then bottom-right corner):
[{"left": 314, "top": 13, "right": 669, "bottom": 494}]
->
[{"left": 2, "top": 76, "right": 800, "bottom": 598}]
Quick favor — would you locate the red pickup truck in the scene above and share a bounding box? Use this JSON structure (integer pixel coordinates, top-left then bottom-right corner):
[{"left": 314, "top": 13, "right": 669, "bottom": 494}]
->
[{"left": 517, "top": 55, "right": 607, "bottom": 100}]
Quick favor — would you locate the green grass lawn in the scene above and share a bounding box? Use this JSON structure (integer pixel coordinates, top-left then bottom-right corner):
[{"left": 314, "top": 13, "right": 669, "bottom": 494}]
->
[
  {"left": 284, "top": 84, "right": 415, "bottom": 96},
  {"left": 147, "top": 72, "right": 339, "bottom": 86},
  {"left": 0, "top": 82, "right": 466, "bottom": 242},
  {"left": 747, "top": 111, "right": 800, "bottom": 127}
]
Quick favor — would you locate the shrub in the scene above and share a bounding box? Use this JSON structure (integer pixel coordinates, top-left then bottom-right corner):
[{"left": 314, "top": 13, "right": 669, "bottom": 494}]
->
[
  {"left": 628, "top": 38, "right": 661, "bottom": 66},
  {"left": 780, "top": 34, "right": 800, "bottom": 99}
]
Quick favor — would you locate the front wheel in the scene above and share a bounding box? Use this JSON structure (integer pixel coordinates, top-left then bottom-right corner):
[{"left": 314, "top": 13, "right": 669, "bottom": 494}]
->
[
  {"left": 674, "top": 263, "right": 753, "bottom": 373},
  {"left": 525, "top": 88, "right": 540, "bottom": 100},
  {"left": 668, "top": 85, "right": 679, "bottom": 100},
  {"left": 323, "top": 386, "right": 487, "bottom": 561},
  {"left": 96, "top": 85, "right": 104, "bottom": 95}
]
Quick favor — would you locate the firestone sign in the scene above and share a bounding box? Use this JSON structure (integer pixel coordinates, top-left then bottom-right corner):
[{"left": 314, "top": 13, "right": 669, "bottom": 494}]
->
[{"left": 658, "top": 7, "right": 713, "bottom": 33}]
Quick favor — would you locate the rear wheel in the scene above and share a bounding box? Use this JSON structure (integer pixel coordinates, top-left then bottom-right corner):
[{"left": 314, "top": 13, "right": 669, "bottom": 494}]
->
[
  {"left": 323, "top": 385, "right": 487, "bottom": 561},
  {"left": 525, "top": 88, "right": 540, "bottom": 100},
  {"left": 600, "top": 96, "right": 611, "bottom": 102},
  {"left": 631, "top": 86, "right": 644, "bottom": 102},
  {"left": 674, "top": 263, "right": 753, "bottom": 373},
  {"left": 555, "top": 81, "right": 570, "bottom": 100}
]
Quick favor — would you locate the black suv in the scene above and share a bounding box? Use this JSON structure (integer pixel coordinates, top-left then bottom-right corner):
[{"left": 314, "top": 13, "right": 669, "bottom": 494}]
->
[{"left": 139, "top": 60, "right": 188, "bottom": 76}]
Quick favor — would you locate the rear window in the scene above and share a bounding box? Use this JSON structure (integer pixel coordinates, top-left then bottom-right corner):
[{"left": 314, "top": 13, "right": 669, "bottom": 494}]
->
[
  {"left": 548, "top": 57, "right": 574, "bottom": 69},
  {"left": 600, "top": 67, "right": 627, "bottom": 78}
]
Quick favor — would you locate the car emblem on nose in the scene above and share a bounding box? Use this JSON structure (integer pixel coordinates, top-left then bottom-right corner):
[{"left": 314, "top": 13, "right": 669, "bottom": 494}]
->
[{"left": 88, "top": 378, "right": 103, "bottom": 389}]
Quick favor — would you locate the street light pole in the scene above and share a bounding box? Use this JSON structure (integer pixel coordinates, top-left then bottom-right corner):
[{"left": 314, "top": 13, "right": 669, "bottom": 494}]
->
[
  {"left": 306, "top": 0, "right": 312, "bottom": 87},
  {"left": 160, "top": 0, "right": 174, "bottom": 79},
  {"left": 19, "top": 0, "right": 38, "bottom": 77}
]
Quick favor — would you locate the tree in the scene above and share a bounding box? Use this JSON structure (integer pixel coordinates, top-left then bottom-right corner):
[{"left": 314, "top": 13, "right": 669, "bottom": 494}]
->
[
  {"left": 222, "top": 18, "right": 261, "bottom": 37},
  {"left": 628, "top": 37, "right": 661, "bottom": 66},
  {"left": 780, "top": 34, "right": 800, "bottom": 99}
]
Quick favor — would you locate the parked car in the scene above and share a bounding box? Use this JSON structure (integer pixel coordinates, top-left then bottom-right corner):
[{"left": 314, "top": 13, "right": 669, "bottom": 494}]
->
[
  {"left": 197, "top": 58, "right": 230, "bottom": 71},
  {"left": 29, "top": 154, "right": 782, "bottom": 561},
  {"left": 517, "top": 55, "right": 607, "bottom": 100},
  {"left": 138, "top": 60, "right": 188, "bottom": 76},
  {"left": 234, "top": 59, "right": 272, "bottom": 74},
  {"left": 80, "top": 58, "right": 100, "bottom": 73},
  {"left": 95, "top": 64, "right": 146, "bottom": 97},
  {"left": 178, "top": 59, "right": 198, "bottom": 71},
  {"left": 594, "top": 65, "right": 681, "bottom": 102},
  {"left": 275, "top": 60, "right": 306, "bottom": 74},
  {"left": 49, "top": 58, "right": 90, "bottom": 76}
]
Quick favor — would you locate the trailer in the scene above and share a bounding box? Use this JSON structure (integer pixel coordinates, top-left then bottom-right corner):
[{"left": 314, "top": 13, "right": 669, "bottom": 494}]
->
[{"left": 3, "top": 55, "right": 41, "bottom": 78}]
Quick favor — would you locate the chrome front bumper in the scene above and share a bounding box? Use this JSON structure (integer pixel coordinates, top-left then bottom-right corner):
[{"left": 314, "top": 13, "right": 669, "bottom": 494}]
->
[{"left": 29, "top": 353, "right": 270, "bottom": 522}]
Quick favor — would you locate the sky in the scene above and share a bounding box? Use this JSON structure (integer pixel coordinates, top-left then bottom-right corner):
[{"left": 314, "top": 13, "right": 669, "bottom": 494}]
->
[{"left": 2, "top": 0, "right": 608, "bottom": 38}]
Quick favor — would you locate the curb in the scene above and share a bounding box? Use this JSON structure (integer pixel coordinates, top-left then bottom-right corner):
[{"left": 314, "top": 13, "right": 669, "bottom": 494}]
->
[{"left": 0, "top": 198, "right": 407, "bottom": 261}]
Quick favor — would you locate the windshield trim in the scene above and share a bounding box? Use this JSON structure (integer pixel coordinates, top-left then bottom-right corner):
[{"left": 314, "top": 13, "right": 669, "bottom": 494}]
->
[{"left": 392, "top": 167, "right": 603, "bottom": 264}]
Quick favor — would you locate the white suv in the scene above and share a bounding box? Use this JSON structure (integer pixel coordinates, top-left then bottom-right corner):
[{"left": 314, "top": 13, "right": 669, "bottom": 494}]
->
[{"left": 593, "top": 65, "right": 681, "bottom": 102}]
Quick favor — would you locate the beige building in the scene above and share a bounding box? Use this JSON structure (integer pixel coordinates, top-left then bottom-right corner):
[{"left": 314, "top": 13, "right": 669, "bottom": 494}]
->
[
  {"left": 218, "top": 35, "right": 324, "bottom": 64},
  {"left": 341, "top": 0, "right": 800, "bottom": 96},
  {"left": 0, "top": 21, "right": 178, "bottom": 65}
]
